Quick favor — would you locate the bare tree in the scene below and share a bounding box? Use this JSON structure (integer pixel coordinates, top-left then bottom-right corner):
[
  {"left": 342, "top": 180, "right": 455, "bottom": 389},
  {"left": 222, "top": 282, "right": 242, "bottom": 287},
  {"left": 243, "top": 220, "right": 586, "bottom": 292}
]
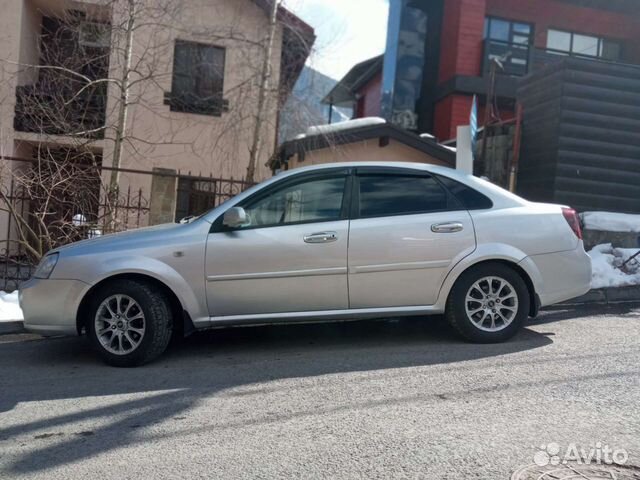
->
[
  {"left": 0, "top": 0, "right": 314, "bottom": 259},
  {"left": 0, "top": 149, "right": 102, "bottom": 260},
  {"left": 108, "top": 0, "right": 135, "bottom": 191},
  {"left": 246, "top": 0, "right": 280, "bottom": 183}
]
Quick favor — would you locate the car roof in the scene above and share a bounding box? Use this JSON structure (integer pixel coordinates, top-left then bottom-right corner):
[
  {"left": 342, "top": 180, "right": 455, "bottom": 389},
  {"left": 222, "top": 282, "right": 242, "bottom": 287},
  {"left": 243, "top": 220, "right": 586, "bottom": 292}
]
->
[
  {"left": 275, "top": 162, "right": 528, "bottom": 208},
  {"left": 202, "top": 162, "right": 527, "bottom": 223},
  {"left": 278, "top": 161, "right": 449, "bottom": 176}
]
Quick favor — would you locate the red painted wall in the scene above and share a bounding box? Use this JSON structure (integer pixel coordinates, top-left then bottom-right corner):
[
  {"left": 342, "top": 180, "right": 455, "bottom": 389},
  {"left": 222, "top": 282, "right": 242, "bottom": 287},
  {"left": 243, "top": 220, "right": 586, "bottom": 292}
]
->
[
  {"left": 355, "top": 71, "right": 382, "bottom": 118},
  {"left": 436, "top": 0, "right": 640, "bottom": 140},
  {"left": 434, "top": 97, "right": 454, "bottom": 141},
  {"left": 353, "top": 0, "right": 640, "bottom": 140},
  {"left": 487, "top": 0, "right": 640, "bottom": 62},
  {"left": 434, "top": 96, "right": 515, "bottom": 141},
  {"left": 438, "top": 0, "right": 487, "bottom": 83},
  {"left": 434, "top": 95, "right": 471, "bottom": 141},
  {"left": 437, "top": 0, "right": 640, "bottom": 84}
]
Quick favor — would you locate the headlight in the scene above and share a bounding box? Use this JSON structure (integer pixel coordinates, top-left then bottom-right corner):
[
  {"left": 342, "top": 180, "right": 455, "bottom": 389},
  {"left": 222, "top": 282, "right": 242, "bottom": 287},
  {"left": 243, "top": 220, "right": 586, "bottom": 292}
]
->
[{"left": 33, "top": 253, "right": 59, "bottom": 279}]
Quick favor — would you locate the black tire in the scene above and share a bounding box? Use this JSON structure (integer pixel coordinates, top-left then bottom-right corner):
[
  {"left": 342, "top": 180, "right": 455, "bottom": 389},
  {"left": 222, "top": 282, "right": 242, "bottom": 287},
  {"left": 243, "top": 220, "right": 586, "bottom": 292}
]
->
[
  {"left": 446, "top": 263, "right": 530, "bottom": 343},
  {"left": 87, "top": 279, "right": 173, "bottom": 367}
]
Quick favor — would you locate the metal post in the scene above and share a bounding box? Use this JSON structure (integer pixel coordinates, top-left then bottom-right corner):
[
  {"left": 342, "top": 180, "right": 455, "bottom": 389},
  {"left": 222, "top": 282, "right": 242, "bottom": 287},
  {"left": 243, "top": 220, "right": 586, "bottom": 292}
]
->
[
  {"left": 509, "top": 103, "right": 523, "bottom": 192},
  {"left": 479, "top": 60, "right": 496, "bottom": 175}
]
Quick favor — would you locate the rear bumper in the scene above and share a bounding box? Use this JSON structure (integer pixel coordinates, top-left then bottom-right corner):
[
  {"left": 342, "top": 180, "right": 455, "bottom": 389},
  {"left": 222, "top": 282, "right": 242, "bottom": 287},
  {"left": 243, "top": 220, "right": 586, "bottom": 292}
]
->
[
  {"left": 521, "top": 242, "right": 592, "bottom": 308},
  {"left": 19, "top": 278, "right": 89, "bottom": 336}
]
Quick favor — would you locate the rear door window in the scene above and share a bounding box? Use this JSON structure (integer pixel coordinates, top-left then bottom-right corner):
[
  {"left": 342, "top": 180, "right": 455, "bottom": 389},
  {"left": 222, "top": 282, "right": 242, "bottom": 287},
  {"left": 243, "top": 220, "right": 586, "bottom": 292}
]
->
[{"left": 357, "top": 174, "right": 449, "bottom": 218}]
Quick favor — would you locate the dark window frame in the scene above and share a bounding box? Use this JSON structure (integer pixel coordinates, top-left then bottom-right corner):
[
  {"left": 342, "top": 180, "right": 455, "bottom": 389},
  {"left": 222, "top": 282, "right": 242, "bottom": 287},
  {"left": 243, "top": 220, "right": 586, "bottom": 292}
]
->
[
  {"left": 483, "top": 16, "right": 534, "bottom": 76},
  {"left": 545, "top": 28, "right": 622, "bottom": 61},
  {"left": 166, "top": 39, "right": 229, "bottom": 116},
  {"left": 210, "top": 167, "right": 494, "bottom": 232},
  {"left": 484, "top": 16, "right": 534, "bottom": 45}
]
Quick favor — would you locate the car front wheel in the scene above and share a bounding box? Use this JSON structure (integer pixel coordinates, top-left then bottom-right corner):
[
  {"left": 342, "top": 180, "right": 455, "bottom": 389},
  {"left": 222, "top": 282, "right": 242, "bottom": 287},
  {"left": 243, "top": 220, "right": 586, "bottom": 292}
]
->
[
  {"left": 87, "top": 279, "right": 173, "bottom": 367},
  {"left": 446, "top": 263, "right": 530, "bottom": 343}
]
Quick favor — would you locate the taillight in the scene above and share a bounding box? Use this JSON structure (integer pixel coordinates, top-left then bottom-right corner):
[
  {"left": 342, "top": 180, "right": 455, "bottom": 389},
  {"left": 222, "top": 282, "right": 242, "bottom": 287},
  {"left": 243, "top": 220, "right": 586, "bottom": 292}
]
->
[{"left": 562, "top": 207, "right": 582, "bottom": 240}]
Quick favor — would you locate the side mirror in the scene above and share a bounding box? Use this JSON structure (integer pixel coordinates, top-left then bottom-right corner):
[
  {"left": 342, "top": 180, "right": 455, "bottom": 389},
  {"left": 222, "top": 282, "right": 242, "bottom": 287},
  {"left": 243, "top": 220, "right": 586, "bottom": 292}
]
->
[{"left": 222, "top": 207, "right": 248, "bottom": 228}]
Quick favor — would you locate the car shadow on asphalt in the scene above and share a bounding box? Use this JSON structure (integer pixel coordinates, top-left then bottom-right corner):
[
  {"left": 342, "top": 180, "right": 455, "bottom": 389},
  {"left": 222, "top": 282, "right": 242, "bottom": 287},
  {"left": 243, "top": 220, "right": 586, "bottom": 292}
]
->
[{"left": 0, "top": 316, "right": 555, "bottom": 474}]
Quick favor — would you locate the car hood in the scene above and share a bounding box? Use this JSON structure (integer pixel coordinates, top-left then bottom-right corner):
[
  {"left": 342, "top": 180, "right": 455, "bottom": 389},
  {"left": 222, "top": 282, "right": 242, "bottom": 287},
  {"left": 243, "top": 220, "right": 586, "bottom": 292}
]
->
[{"left": 52, "top": 222, "right": 189, "bottom": 255}]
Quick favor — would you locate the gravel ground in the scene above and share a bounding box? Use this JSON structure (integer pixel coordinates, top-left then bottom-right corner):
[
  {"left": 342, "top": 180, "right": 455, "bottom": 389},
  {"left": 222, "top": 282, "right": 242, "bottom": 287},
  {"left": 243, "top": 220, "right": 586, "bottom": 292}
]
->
[{"left": 0, "top": 305, "right": 639, "bottom": 479}]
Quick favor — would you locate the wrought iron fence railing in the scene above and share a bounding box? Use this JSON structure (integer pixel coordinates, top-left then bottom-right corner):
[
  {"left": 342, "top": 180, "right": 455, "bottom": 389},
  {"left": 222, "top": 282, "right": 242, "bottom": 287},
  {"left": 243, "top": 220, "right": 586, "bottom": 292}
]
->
[{"left": 0, "top": 156, "right": 254, "bottom": 291}]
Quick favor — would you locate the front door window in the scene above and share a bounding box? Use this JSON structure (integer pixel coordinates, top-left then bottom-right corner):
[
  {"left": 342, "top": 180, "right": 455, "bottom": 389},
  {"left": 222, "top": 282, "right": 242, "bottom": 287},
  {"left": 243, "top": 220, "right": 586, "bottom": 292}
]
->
[{"left": 239, "top": 176, "right": 347, "bottom": 229}]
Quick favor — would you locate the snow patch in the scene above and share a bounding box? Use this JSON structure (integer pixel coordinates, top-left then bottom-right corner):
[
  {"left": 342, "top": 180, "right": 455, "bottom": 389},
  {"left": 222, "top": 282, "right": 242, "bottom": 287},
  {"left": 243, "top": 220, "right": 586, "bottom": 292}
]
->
[
  {"left": 582, "top": 211, "right": 640, "bottom": 233},
  {"left": 305, "top": 117, "right": 386, "bottom": 136},
  {"left": 588, "top": 244, "right": 640, "bottom": 289},
  {"left": 0, "top": 291, "right": 23, "bottom": 322}
]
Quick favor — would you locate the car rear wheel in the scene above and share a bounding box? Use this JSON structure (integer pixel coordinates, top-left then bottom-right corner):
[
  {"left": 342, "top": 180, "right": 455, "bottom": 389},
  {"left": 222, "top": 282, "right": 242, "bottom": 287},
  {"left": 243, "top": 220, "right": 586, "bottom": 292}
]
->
[
  {"left": 87, "top": 279, "right": 173, "bottom": 367},
  {"left": 446, "top": 263, "right": 529, "bottom": 343}
]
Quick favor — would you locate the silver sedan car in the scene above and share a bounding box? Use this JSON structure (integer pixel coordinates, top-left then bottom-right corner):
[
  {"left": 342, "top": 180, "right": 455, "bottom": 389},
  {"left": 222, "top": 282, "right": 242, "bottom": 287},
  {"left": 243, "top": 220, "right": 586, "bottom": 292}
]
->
[{"left": 20, "top": 162, "right": 592, "bottom": 366}]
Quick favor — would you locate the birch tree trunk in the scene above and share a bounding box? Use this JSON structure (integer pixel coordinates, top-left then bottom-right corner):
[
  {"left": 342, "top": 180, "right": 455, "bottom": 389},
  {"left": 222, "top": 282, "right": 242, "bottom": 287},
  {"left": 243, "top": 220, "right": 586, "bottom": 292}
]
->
[
  {"left": 245, "top": 0, "right": 279, "bottom": 183},
  {"left": 108, "top": 0, "right": 136, "bottom": 193}
]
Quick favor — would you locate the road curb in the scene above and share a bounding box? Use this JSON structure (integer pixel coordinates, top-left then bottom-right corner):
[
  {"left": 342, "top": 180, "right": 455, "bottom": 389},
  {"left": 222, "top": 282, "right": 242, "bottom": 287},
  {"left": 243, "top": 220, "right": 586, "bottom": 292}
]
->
[
  {"left": 0, "top": 321, "right": 25, "bottom": 336},
  {"left": 558, "top": 285, "right": 640, "bottom": 307}
]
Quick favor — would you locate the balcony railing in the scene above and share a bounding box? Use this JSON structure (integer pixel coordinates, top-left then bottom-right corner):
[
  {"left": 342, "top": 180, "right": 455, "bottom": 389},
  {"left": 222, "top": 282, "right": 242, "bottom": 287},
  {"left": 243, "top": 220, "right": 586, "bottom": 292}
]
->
[
  {"left": 483, "top": 38, "right": 632, "bottom": 78},
  {"left": 14, "top": 83, "right": 107, "bottom": 139},
  {"left": 483, "top": 39, "right": 531, "bottom": 77}
]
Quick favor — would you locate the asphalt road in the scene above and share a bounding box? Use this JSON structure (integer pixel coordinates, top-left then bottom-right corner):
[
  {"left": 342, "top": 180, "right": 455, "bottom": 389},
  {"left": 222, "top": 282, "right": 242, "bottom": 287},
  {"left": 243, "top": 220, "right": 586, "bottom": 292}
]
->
[{"left": 1, "top": 305, "right": 639, "bottom": 479}]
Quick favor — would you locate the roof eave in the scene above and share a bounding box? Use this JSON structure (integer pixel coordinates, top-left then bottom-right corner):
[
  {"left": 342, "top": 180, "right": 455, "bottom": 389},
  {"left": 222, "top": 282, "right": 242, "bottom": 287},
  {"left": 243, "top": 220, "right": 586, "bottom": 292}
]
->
[
  {"left": 273, "top": 124, "right": 455, "bottom": 169},
  {"left": 321, "top": 55, "right": 384, "bottom": 105}
]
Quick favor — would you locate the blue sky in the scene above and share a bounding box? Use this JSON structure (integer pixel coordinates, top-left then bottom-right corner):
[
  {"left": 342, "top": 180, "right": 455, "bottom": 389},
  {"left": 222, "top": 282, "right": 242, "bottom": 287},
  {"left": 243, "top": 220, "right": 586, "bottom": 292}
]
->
[{"left": 285, "top": 0, "right": 389, "bottom": 81}]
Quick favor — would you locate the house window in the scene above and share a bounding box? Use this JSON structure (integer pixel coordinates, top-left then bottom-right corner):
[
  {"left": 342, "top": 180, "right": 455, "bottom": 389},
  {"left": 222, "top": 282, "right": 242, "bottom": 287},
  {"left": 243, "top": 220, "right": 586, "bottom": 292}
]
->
[
  {"left": 484, "top": 17, "right": 533, "bottom": 46},
  {"left": 483, "top": 17, "right": 533, "bottom": 75},
  {"left": 546, "top": 29, "right": 622, "bottom": 61},
  {"left": 168, "top": 40, "right": 227, "bottom": 116}
]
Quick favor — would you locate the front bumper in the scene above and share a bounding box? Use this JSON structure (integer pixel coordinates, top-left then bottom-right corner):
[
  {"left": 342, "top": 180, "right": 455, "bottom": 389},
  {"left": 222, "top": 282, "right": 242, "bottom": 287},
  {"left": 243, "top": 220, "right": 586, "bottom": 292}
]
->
[{"left": 19, "top": 277, "right": 90, "bottom": 336}]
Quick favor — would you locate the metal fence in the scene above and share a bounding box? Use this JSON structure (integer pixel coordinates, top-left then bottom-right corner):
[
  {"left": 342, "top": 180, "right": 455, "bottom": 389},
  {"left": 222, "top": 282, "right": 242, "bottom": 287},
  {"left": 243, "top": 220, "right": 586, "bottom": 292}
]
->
[
  {"left": 0, "top": 156, "right": 253, "bottom": 291},
  {"left": 174, "top": 172, "right": 253, "bottom": 222}
]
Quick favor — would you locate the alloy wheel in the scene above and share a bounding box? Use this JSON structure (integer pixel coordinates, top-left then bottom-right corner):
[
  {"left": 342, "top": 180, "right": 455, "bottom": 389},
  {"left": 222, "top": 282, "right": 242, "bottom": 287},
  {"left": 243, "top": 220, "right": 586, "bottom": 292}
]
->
[
  {"left": 94, "top": 294, "right": 146, "bottom": 355},
  {"left": 464, "top": 276, "right": 519, "bottom": 332}
]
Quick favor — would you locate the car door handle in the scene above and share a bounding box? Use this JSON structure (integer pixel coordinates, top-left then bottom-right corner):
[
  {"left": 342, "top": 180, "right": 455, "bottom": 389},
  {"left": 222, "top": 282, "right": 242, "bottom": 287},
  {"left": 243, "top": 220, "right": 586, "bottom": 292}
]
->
[
  {"left": 431, "top": 222, "right": 464, "bottom": 233},
  {"left": 304, "top": 231, "right": 338, "bottom": 244}
]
